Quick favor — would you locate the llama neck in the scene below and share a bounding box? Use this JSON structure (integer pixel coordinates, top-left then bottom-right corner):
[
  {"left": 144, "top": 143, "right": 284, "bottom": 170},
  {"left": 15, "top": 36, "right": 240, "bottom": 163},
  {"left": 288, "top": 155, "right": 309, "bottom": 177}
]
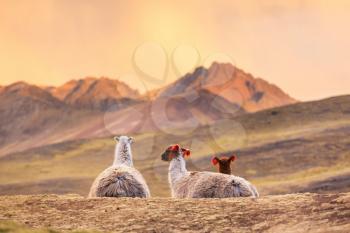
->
[
  {"left": 113, "top": 142, "right": 133, "bottom": 167},
  {"left": 169, "top": 155, "right": 188, "bottom": 186},
  {"left": 219, "top": 166, "right": 231, "bottom": 174}
]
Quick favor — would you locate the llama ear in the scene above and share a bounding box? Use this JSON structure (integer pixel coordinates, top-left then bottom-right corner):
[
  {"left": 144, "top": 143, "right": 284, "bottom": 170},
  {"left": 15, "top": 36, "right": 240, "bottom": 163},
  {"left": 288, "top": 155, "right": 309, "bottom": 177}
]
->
[
  {"left": 128, "top": 137, "right": 134, "bottom": 144},
  {"left": 114, "top": 136, "right": 120, "bottom": 142},
  {"left": 229, "top": 155, "right": 236, "bottom": 162},
  {"left": 181, "top": 148, "right": 191, "bottom": 157},
  {"left": 173, "top": 144, "right": 180, "bottom": 151},
  {"left": 211, "top": 157, "right": 219, "bottom": 165}
]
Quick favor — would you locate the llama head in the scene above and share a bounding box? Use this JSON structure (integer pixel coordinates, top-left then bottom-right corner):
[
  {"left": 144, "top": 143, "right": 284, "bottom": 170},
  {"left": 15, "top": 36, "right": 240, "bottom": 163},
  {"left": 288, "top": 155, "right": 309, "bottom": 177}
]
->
[
  {"left": 113, "top": 135, "right": 134, "bottom": 166},
  {"left": 161, "top": 144, "right": 191, "bottom": 161},
  {"left": 114, "top": 135, "right": 134, "bottom": 145},
  {"left": 211, "top": 155, "right": 236, "bottom": 174}
]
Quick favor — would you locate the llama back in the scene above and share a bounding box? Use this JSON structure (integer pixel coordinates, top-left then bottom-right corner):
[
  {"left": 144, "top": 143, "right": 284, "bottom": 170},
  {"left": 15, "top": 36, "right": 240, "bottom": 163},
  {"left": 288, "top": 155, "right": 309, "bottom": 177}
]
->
[
  {"left": 89, "top": 166, "right": 150, "bottom": 198},
  {"left": 174, "top": 171, "right": 257, "bottom": 198},
  {"left": 222, "top": 175, "right": 258, "bottom": 198},
  {"left": 171, "top": 171, "right": 194, "bottom": 198}
]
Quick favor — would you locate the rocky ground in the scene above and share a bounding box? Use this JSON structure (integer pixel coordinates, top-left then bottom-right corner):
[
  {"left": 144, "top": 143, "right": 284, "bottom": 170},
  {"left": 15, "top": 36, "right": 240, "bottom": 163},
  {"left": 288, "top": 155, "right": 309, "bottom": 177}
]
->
[{"left": 0, "top": 193, "right": 349, "bottom": 233}]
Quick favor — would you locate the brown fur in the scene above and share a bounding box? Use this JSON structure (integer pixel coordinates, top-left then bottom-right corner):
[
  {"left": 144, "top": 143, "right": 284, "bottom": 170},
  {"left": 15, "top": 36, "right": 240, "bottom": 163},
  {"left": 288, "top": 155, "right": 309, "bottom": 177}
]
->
[{"left": 212, "top": 156, "right": 235, "bottom": 175}]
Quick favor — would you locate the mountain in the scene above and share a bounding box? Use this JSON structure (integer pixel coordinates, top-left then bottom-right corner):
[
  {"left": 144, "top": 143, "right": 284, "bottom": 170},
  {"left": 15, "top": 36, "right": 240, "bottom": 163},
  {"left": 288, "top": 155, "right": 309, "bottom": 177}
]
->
[
  {"left": 0, "top": 77, "right": 145, "bottom": 156},
  {"left": 49, "top": 77, "right": 141, "bottom": 111},
  {"left": 0, "top": 82, "right": 103, "bottom": 155},
  {"left": 155, "top": 62, "right": 297, "bottom": 112},
  {"left": 0, "top": 95, "right": 349, "bottom": 197},
  {"left": 0, "top": 82, "right": 64, "bottom": 108},
  {"left": 0, "top": 82, "right": 66, "bottom": 123},
  {"left": 98, "top": 88, "right": 246, "bottom": 136},
  {"left": 0, "top": 82, "right": 65, "bottom": 146},
  {"left": 115, "top": 62, "right": 297, "bottom": 133},
  {"left": 0, "top": 63, "right": 299, "bottom": 156}
]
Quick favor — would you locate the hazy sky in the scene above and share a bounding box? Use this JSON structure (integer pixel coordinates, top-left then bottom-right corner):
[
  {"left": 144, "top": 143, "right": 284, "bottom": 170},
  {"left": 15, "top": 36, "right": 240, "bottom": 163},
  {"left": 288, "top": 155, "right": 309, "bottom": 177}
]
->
[{"left": 0, "top": 0, "right": 349, "bottom": 100}]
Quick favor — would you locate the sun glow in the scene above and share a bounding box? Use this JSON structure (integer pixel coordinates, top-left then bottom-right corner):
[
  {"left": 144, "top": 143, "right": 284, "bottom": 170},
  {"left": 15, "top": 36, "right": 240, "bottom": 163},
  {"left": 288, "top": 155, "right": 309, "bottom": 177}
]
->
[{"left": 0, "top": 0, "right": 349, "bottom": 100}]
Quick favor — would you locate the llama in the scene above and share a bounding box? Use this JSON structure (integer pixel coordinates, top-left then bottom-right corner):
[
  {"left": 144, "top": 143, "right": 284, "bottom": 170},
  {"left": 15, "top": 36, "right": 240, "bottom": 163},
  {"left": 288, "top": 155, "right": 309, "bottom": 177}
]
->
[
  {"left": 212, "top": 155, "right": 258, "bottom": 197},
  {"left": 88, "top": 136, "right": 150, "bottom": 198},
  {"left": 211, "top": 155, "right": 236, "bottom": 174},
  {"left": 161, "top": 144, "right": 259, "bottom": 198}
]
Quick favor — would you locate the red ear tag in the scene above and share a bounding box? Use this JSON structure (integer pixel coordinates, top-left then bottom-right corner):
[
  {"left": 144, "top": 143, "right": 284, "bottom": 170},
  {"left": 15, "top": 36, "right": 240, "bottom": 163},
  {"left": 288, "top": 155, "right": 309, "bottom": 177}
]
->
[{"left": 211, "top": 157, "right": 218, "bottom": 165}]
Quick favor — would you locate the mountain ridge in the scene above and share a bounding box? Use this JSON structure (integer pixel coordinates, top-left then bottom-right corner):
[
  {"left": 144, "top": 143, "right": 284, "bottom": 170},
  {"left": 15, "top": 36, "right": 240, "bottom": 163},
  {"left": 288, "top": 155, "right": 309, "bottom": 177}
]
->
[
  {"left": 0, "top": 63, "right": 297, "bottom": 113},
  {"left": 49, "top": 77, "right": 141, "bottom": 111},
  {"left": 155, "top": 62, "right": 297, "bottom": 112},
  {"left": 0, "top": 62, "right": 302, "bottom": 155}
]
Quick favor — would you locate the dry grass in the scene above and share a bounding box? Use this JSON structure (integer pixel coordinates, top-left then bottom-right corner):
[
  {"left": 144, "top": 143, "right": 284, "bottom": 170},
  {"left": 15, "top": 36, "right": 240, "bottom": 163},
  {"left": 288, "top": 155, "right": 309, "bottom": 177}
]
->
[
  {"left": 0, "top": 193, "right": 349, "bottom": 233},
  {"left": 0, "top": 221, "right": 99, "bottom": 233},
  {"left": 0, "top": 95, "right": 349, "bottom": 197}
]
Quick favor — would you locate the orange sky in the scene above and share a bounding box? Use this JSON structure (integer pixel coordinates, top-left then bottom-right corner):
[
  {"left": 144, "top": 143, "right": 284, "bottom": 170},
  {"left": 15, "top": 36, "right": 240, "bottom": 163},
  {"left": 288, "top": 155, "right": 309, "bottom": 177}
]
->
[{"left": 0, "top": 0, "right": 349, "bottom": 100}]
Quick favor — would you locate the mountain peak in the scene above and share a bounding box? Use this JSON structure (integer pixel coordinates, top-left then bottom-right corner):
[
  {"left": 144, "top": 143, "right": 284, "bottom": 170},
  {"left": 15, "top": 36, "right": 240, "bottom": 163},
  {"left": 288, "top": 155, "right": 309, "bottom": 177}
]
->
[
  {"left": 5, "top": 81, "right": 31, "bottom": 90},
  {"left": 156, "top": 62, "right": 297, "bottom": 112},
  {"left": 3, "top": 81, "right": 55, "bottom": 99},
  {"left": 49, "top": 76, "right": 141, "bottom": 111},
  {"left": 0, "top": 81, "right": 65, "bottom": 114}
]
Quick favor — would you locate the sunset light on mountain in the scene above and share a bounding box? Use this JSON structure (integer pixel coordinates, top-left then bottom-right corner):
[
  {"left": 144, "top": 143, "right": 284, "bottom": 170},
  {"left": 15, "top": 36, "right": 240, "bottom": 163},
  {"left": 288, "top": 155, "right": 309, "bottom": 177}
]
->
[
  {"left": 0, "top": 2, "right": 350, "bottom": 232},
  {"left": 1, "top": 0, "right": 350, "bottom": 100}
]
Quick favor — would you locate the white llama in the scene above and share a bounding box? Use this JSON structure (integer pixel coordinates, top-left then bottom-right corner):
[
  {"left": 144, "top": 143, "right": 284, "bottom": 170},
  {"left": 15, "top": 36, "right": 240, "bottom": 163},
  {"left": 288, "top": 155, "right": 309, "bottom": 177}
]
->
[
  {"left": 161, "top": 144, "right": 259, "bottom": 198},
  {"left": 88, "top": 136, "right": 150, "bottom": 198}
]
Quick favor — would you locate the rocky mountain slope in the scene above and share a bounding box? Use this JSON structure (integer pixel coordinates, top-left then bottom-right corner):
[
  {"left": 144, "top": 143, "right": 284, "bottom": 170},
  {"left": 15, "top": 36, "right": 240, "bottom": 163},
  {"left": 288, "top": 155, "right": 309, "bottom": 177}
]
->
[
  {"left": 0, "top": 95, "right": 348, "bottom": 197},
  {"left": 49, "top": 77, "right": 141, "bottom": 111},
  {"left": 0, "top": 193, "right": 349, "bottom": 233},
  {"left": 0, "top": 81, "right": 103, "bottom": 155},
  {"left": 155, "top": 62, "right": 297, "bottom": 112},
  {"left": 0, "top": 78, "right": 141, "bottom": 155},
  {"left": 0, "top": 82, "right": 66, "bottom": 147},
  {"left": 0, "top": 63, "right": 298, "bottom": 156}
]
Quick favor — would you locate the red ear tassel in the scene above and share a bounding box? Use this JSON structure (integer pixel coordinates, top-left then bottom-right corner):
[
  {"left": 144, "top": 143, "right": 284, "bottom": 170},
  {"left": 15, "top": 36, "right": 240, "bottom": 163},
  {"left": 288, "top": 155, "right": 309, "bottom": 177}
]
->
[
  {"left": 169, "top": 144, "right": 179, "bottom": 151},
  {"left": 230, "top": 155, "right": 236, "bottom": 161},
  {"left": 181, "top": 148, "right": 191, "bottom": 157},
  {"left": 211, "top": 157, "right": 218, "bottom": 165}
]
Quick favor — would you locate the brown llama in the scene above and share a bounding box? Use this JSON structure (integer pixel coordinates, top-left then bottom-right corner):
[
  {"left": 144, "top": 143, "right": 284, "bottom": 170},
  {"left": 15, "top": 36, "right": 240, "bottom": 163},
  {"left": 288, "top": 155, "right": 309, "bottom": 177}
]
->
[{"left": 211, "top": 155, "right": 236, "bottom": 175}]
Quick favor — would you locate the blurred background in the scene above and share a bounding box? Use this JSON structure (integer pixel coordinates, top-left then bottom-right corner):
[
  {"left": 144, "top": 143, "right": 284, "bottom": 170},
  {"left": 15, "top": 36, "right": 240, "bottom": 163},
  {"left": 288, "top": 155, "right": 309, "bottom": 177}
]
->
[{"left": 0, "top": 0, "right": 349, "bottom": 197}]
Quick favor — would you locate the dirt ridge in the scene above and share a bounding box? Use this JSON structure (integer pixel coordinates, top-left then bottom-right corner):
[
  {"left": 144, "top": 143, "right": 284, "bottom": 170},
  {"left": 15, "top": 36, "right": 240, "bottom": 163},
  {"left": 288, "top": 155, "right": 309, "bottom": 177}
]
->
[{"left": 0, "top": 193, "right": 349, "bottom": 233}]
